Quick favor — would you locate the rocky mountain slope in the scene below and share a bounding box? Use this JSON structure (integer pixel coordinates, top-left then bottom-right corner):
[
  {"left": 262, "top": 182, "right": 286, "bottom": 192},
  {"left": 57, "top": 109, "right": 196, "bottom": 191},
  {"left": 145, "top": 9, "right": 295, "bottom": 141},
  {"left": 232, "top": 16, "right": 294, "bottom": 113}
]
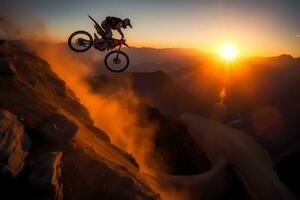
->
[{"left": 0, "top": 40, "right": 160, "bottom": 200}]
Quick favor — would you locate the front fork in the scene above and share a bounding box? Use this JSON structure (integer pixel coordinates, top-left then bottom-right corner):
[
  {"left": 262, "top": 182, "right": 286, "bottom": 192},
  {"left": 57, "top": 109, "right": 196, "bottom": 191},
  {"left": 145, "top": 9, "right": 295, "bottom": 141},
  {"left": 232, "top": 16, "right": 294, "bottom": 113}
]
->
[{"left": 116, "top": 41, "right": 122, "bottom": 60}]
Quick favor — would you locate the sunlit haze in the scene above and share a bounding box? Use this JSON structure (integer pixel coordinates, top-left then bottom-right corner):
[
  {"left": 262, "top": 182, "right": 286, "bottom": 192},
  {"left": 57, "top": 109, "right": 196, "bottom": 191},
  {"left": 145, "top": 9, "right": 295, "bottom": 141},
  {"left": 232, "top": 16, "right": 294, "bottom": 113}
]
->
[{"left": 1, "top": 0, "right": 300, "bottom": 57}]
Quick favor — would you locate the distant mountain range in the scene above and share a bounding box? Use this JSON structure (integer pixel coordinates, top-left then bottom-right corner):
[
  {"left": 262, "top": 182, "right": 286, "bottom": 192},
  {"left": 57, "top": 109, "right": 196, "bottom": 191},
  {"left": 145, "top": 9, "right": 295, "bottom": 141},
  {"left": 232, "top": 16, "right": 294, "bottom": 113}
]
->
[{"left": 82, "top": 46, "right": 209, "bottom": 74}]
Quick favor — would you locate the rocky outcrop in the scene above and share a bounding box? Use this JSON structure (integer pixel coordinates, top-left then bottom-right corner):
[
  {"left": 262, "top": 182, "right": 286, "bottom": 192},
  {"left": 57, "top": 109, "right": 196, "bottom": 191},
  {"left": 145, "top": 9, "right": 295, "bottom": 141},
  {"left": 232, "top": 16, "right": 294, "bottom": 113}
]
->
[
  {"left": 0, "top": 41, "right": 95, "bottom": 129},
  {"left": 87, "top": 125, "right": 110, "bottom": 143},
  {"left": 36, "top": 114, "right": 78, "bottom": 144},
  {"left": 28, "top": 152, "right": 63, "bottom": 200},
  {"left": 0, "top": 57, "right": 16, "bottom": 76},
  {"left": 0, "top": 108, "right": 30, "bottom": 176}
]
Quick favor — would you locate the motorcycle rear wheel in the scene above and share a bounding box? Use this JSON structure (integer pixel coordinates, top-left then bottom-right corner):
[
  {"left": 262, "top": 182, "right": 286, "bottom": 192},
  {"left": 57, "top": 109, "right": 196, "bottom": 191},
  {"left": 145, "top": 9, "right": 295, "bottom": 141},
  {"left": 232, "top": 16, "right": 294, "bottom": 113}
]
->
[{"left": 68, "top": 31, "right": 93, "bottom": 52}]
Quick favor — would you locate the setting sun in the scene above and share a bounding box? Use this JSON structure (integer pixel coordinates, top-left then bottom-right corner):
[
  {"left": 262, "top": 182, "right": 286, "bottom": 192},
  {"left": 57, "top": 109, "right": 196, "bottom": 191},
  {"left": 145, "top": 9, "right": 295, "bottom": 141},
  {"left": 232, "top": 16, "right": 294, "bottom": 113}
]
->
[{"left": 220, "top": 44, "right": 238, "bottom": 61}]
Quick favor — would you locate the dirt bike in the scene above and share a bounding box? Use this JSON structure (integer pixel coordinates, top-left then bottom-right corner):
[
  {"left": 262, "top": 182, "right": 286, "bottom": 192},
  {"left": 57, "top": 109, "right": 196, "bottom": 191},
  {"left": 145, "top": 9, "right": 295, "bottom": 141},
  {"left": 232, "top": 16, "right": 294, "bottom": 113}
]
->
[{"left": 68, "top": 15, "right": 130, "bottom": 72}]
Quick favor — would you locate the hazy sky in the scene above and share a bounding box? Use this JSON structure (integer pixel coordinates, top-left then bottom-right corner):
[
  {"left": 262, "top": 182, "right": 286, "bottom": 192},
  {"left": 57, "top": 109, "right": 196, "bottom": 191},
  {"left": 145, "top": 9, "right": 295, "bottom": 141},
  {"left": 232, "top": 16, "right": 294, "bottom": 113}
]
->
[{"left": 1, "top": 0, "right": 300, "bottom": 57}]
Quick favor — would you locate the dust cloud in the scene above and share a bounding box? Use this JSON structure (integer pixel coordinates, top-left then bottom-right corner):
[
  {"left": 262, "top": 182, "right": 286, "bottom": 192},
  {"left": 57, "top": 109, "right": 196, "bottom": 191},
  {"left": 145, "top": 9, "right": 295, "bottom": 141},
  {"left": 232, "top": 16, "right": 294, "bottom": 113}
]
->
[{"left": 31, "top": 42, "right": 158, "bottom": 170}]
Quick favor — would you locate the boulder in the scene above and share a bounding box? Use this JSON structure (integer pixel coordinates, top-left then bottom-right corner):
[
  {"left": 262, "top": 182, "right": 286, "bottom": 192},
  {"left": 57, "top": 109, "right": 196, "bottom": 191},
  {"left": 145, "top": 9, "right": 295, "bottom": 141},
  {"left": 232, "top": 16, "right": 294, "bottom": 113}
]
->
[
  {"left": 87, "top": 125, "right": 110, "bottom": 142},
  {"left": 28, "top": 152, "right": 63, "bottom": 200},
  {"left": 0, "top": 109, "right": 31, "bottom": 176},
  {"left": 0, "top": 57, "right": 16, "bottom": 76},
  {"left": 37, "top": 114, "right": 78, "bottom": 144}
]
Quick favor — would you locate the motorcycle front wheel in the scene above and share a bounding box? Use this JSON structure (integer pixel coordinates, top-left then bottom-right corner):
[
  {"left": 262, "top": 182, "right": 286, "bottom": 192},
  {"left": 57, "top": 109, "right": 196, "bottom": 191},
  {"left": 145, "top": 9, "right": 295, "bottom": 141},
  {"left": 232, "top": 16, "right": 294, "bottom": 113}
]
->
[
  {"left": 68, "top": 31, "right": 93, "bottom": 52},
  {"left": 104, "top": 50, "right": 129, "bottom": 72}
]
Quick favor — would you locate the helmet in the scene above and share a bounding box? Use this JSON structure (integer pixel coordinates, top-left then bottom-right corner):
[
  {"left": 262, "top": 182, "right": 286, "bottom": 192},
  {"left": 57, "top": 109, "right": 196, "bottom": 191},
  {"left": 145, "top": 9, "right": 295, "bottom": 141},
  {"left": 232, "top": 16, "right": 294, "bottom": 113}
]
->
[{"left": 123, "top": 18, "right": 132, "bottom": 28}]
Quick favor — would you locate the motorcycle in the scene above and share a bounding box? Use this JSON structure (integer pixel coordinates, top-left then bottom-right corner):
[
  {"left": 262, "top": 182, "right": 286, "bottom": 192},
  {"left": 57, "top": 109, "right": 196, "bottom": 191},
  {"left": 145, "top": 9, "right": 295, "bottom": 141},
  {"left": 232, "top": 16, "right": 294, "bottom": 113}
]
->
[{"left": 68, "top": 15, "right": 130, "bottom": 72}]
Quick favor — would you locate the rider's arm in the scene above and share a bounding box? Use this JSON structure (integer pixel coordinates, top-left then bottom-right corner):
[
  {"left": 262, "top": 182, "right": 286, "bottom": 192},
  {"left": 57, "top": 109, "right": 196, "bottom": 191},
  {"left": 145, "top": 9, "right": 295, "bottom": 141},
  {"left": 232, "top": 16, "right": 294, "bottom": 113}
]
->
[{"left": 116, "top": 22, "right": 124, "bottom": 38}]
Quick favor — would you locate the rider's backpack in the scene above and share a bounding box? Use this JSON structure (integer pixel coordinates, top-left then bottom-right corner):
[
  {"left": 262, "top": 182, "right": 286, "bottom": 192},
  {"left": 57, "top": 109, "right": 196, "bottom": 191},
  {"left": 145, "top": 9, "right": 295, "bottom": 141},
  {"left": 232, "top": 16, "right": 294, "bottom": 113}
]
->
[{"left": 105, "top": 16, "right": 123, "bottom": 29}]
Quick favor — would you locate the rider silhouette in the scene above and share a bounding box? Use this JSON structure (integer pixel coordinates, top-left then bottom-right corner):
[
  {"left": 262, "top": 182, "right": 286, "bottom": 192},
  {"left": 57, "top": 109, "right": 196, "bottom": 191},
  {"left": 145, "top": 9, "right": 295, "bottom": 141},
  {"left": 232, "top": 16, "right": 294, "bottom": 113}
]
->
[{"left": 100, "top": 16, "right": 132, "bottom": 39}]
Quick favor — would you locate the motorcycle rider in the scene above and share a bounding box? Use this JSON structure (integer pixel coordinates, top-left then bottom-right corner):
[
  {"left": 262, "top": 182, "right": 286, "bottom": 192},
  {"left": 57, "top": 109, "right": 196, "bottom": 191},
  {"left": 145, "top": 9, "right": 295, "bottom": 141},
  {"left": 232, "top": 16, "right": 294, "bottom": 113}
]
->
[{"left": 99, "top": 16, "right": 132, "bottom": 40}]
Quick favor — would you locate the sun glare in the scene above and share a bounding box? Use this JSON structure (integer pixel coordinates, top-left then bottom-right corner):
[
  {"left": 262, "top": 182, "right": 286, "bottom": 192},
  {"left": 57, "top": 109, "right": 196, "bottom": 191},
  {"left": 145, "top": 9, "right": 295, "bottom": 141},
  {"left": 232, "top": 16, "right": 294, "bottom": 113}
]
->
[{"left": 220, "top": 44, "right": 238, "bottom": 61}]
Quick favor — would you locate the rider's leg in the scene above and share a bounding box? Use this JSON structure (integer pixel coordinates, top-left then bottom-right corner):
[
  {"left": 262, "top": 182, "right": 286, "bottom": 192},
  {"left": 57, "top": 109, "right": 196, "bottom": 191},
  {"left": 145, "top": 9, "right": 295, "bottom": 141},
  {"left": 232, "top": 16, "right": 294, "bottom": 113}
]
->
[
  {"left": 101, "top": 21, "right": 113, "bottom": 39},
  {"left": 94, "top": 23, "right": 106, "bottom": 38}
]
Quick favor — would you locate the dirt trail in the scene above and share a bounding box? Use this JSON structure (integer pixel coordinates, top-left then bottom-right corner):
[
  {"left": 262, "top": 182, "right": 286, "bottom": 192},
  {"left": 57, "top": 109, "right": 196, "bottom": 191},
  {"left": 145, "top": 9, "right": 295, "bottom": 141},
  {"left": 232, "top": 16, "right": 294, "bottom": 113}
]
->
[{"left": 179, "top": 113, "right": 295, "bottom": 200}]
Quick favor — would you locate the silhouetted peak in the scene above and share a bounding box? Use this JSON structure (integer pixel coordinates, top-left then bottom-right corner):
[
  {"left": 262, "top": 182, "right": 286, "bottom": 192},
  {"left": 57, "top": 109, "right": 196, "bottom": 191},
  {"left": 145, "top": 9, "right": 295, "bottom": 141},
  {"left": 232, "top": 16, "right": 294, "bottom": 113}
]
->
[
  {"left": 278, "top": 54, "right": 294, "bottom": 59},
  {"left": 268, "top": 54, "right": 299, "bottom": 64}
]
